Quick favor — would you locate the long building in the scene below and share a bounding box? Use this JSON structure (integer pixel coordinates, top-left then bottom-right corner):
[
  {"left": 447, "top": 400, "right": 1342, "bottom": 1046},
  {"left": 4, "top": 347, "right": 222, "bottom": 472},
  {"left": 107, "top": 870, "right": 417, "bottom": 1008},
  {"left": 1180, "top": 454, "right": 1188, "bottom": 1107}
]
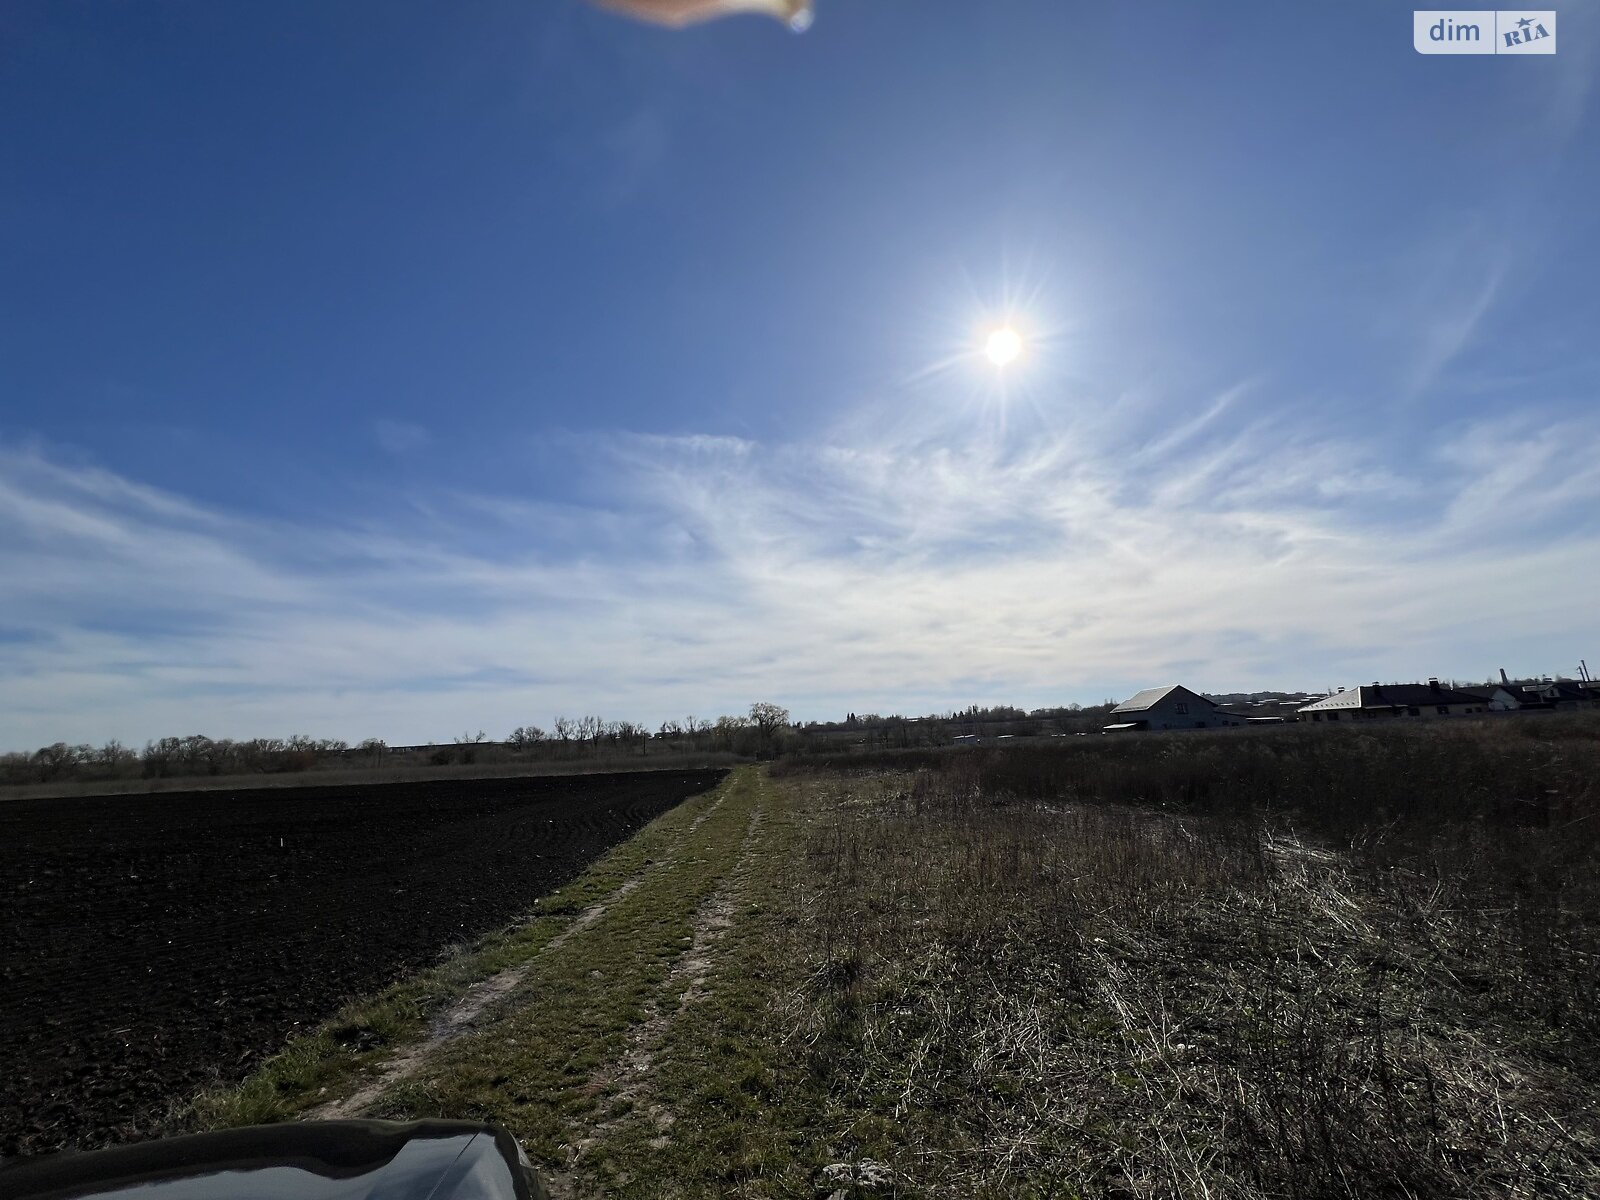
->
[{"left": 1297, "top": 679, "right": 1488, "bottom": 722}]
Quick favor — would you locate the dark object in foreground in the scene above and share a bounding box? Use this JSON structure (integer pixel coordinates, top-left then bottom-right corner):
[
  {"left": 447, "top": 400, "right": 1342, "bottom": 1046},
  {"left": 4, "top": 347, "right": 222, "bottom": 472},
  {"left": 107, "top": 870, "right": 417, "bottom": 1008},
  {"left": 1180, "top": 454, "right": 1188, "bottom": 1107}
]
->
[{"left": 0, "top": 1119, "right": 549, "bottom": 1200}]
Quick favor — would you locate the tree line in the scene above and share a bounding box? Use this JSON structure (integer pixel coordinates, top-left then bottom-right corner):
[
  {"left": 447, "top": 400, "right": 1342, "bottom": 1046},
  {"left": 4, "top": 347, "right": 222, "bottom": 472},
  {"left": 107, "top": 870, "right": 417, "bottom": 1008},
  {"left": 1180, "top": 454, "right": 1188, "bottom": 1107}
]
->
[
  {"left": 0, "top": 703, "right": 795, "bottom": 787},
  {"left": 2, "top": 698, "right": 1135, "bottom": 788},
  {"left": 794, "top": 702, "right": 1121, "bottom": 751},
  {"left": 1, "top": 734, "right": 357, "bottom": 786}
]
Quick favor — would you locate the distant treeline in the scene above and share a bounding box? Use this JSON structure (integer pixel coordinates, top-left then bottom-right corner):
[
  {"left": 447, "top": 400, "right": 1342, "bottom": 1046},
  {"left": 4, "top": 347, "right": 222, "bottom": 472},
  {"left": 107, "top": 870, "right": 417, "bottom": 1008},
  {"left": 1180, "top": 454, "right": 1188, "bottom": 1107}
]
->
[
  {"left": 2, "top": 734, "right": 352, "bottom": 787},
  {"left": 793, "top": 702, "right": 1121, "bottom": 751},
  {"left": 0, "top": 703, "right": 796, "bottom": 788},
  {"left": 3, "top": 700, "right": 1139, "bottom": 789}
]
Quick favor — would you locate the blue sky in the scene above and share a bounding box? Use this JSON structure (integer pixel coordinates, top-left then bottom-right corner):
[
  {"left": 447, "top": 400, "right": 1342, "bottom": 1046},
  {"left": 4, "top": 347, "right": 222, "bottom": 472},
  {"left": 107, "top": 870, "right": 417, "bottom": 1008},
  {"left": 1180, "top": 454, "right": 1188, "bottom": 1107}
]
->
[{"left": 3, "top": 0, "right": 1598, "bottom": 747}]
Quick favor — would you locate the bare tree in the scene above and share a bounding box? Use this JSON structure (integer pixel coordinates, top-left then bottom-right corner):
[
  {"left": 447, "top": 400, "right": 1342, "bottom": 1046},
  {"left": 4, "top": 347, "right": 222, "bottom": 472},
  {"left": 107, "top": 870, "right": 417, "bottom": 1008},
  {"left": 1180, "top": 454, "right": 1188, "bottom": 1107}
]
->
[
  {"left": 454, "top": 730, "right": 489, "bottom": 765},
  {"left": 749, "top": 701, "right": 791, "bottom": 757},
  {"left": 95, "top": 740, "right": 136, "bottom": 772},
  {"left": 143, "top": 736, "right": 182, "bottom": 778},
  {"left": 236, "top": 737, "right": 285, "bottom": 773},
  {"left": 712, "top": 713, "right": 751, "bottom": 753},
  {"left": 507, "top": 726, "right": 547, "bottom": 751},
  {"left": 32, "top": 742, "right": 82, "bottom": 782},
  {"left": 175, "top": 735, "right": 218, "bottom": 775}
]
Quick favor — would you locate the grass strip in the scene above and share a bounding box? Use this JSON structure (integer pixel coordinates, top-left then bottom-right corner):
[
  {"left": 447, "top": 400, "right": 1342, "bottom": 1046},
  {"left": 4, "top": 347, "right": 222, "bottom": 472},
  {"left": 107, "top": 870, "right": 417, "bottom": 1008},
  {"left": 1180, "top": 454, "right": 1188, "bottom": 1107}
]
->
[
  {"left": 188, "top": 772, "right": 734, "bottom": 1129},
  {"left": 574, "top": 769, "right": 827, "bottom": 1198},
  {"left": 362, "top": 767, "right": 768, "bottom": 1169}
]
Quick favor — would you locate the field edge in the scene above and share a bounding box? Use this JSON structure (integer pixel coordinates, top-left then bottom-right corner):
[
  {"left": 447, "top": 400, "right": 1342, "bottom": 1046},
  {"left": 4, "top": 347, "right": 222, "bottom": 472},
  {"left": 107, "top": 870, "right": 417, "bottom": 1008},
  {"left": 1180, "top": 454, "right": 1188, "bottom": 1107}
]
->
[{"left": 182, "top": 770, "right": 739, "bottom": 1133}]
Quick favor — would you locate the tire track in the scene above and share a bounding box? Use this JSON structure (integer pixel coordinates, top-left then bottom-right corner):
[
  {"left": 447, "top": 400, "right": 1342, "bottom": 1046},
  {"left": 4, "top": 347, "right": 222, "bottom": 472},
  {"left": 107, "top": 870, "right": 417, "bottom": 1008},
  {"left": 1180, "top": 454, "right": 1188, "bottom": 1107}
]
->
[
  {"left": 545, "top": 783, "right": 769, "bottom": 1196},
  {"left": 310, "top": 784, "right": 734, "bottom": 1120}
]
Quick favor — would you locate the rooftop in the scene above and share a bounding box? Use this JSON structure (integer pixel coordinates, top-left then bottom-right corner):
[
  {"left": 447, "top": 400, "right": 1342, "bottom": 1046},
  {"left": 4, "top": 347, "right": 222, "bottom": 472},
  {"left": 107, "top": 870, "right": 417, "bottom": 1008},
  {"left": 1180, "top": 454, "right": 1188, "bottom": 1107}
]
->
[
  {"left": 1113, "top": 685, "right": 1213, "bottom": 715},
  {"left": 1300, "top": 682, "right": 1484, "bottom": 712}
]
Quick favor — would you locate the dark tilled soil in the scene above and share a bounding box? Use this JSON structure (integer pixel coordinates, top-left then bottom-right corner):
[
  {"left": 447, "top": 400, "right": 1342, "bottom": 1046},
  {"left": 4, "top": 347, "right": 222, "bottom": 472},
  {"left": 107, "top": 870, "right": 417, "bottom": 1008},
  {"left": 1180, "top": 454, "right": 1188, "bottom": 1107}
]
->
[{"left": 0, "top": 769, "right": 726, "bottom": 1159}]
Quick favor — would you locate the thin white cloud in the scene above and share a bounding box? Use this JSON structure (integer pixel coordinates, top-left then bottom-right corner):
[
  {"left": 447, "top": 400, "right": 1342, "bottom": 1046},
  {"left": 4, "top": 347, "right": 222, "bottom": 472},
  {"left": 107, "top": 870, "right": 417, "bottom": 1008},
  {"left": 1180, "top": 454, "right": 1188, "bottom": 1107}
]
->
[
  {"left": 1394, "top": 228, "right": 1510, "bottom": 402},
  {"left": 2, "top": 400, "right": 1598, "bottom": 750}
]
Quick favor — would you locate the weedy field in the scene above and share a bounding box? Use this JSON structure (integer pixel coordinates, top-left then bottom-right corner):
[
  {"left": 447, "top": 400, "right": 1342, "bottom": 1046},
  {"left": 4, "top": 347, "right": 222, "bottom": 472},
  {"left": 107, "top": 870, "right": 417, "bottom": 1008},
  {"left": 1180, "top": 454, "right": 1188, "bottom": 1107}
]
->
[{"left": 195, "top": 719, "right": 1600, "bottom": 1198}]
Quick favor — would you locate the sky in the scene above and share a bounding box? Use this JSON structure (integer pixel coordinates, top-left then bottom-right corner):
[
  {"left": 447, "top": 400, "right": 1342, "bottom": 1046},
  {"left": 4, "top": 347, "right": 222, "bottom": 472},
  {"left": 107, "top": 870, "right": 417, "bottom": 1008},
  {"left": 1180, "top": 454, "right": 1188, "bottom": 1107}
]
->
[{"left": 2, "top": 0, "right": 1598, "bottom": 749}]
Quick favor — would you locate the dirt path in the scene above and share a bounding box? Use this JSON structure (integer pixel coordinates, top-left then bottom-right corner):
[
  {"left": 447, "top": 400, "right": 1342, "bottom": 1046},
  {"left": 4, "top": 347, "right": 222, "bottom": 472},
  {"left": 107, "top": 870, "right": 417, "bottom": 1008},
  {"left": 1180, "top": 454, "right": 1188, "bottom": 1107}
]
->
[
  {"left": 545, "top": 800, "right": 769, "bottom": 1194},
  {"left": 309, "top": 786, "right": 734, "bottom": 1121}
]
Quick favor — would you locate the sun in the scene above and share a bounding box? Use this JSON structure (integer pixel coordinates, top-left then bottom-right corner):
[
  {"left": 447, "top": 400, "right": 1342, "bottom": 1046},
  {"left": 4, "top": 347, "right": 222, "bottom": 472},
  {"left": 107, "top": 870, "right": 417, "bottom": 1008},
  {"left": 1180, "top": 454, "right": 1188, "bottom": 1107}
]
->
[{"left": 984, "top": 327, "right": 1023, "bottom": 367}]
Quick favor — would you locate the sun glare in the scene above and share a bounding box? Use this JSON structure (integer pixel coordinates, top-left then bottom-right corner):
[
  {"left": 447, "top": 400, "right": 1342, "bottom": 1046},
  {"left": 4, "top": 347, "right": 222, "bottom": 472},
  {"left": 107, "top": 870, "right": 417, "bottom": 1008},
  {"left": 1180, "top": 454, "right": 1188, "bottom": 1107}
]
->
[{"left": 985, "top": 327, "right": 1023, "bottom": 367}]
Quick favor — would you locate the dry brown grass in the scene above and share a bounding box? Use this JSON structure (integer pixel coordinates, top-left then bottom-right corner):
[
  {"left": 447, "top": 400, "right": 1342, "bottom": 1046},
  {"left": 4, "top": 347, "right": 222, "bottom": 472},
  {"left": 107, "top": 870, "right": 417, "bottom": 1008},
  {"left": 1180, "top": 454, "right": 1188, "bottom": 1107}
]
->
[
  {"left": 777, "top": 734, "right": 1600, "bottom": 1198},
  {"left": 191, "top": 720, "right": 1600, "bottom": 1197}
]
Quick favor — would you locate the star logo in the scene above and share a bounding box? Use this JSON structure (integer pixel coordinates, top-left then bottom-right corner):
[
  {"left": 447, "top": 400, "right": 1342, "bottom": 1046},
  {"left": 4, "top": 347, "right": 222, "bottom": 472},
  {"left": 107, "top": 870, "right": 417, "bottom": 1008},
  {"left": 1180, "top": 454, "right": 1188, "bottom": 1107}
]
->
[{"left": 1517, "top": 15, "right": 1533, "bottom": 28}]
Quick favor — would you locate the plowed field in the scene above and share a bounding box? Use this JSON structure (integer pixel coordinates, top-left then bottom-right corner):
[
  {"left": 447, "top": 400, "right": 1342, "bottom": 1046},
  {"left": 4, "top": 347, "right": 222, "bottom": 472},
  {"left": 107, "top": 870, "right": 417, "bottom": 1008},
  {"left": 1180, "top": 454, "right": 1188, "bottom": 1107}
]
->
[{"left": 0, "top": 770, "right": 726, "bottom": 1159}]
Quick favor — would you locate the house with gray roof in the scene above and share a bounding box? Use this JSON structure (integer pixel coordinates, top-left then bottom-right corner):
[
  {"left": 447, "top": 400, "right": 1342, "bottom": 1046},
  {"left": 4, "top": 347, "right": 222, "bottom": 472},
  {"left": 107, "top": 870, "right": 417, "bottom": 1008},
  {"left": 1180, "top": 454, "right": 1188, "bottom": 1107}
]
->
[
  {"left": 1103, "top": 685, "right": 1234, "bottom": 732},
  {"left": 1460, "top": 684, "right": 1523, "bottom": 711},
  {"left": 1514, "top": 679, "right": 1600, "bottom": 711}
]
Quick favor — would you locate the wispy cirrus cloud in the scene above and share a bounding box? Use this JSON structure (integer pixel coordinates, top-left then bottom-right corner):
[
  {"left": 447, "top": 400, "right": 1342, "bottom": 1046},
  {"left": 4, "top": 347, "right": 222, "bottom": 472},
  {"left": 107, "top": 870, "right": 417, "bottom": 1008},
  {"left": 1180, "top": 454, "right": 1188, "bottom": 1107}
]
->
[
  {"left": 1382, "top": 217, "right": 1512, "bottom": 404},
  {"left": 3, "top": 392, "right": 1598, "bottom": 750}
]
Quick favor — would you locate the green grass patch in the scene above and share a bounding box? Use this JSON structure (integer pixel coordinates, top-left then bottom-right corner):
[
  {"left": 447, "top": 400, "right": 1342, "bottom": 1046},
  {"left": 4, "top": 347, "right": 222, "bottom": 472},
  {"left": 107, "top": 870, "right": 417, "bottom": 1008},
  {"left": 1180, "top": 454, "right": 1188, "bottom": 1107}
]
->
[
  {"left": 365, "top": 768, "right": 769, "bottom": 1165},
  {"left": 576, "top": 772, "right": 825, "bottom": 1198},
  {"left": 188, "top": 773, "right": 734, "bottom": 1129}
]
